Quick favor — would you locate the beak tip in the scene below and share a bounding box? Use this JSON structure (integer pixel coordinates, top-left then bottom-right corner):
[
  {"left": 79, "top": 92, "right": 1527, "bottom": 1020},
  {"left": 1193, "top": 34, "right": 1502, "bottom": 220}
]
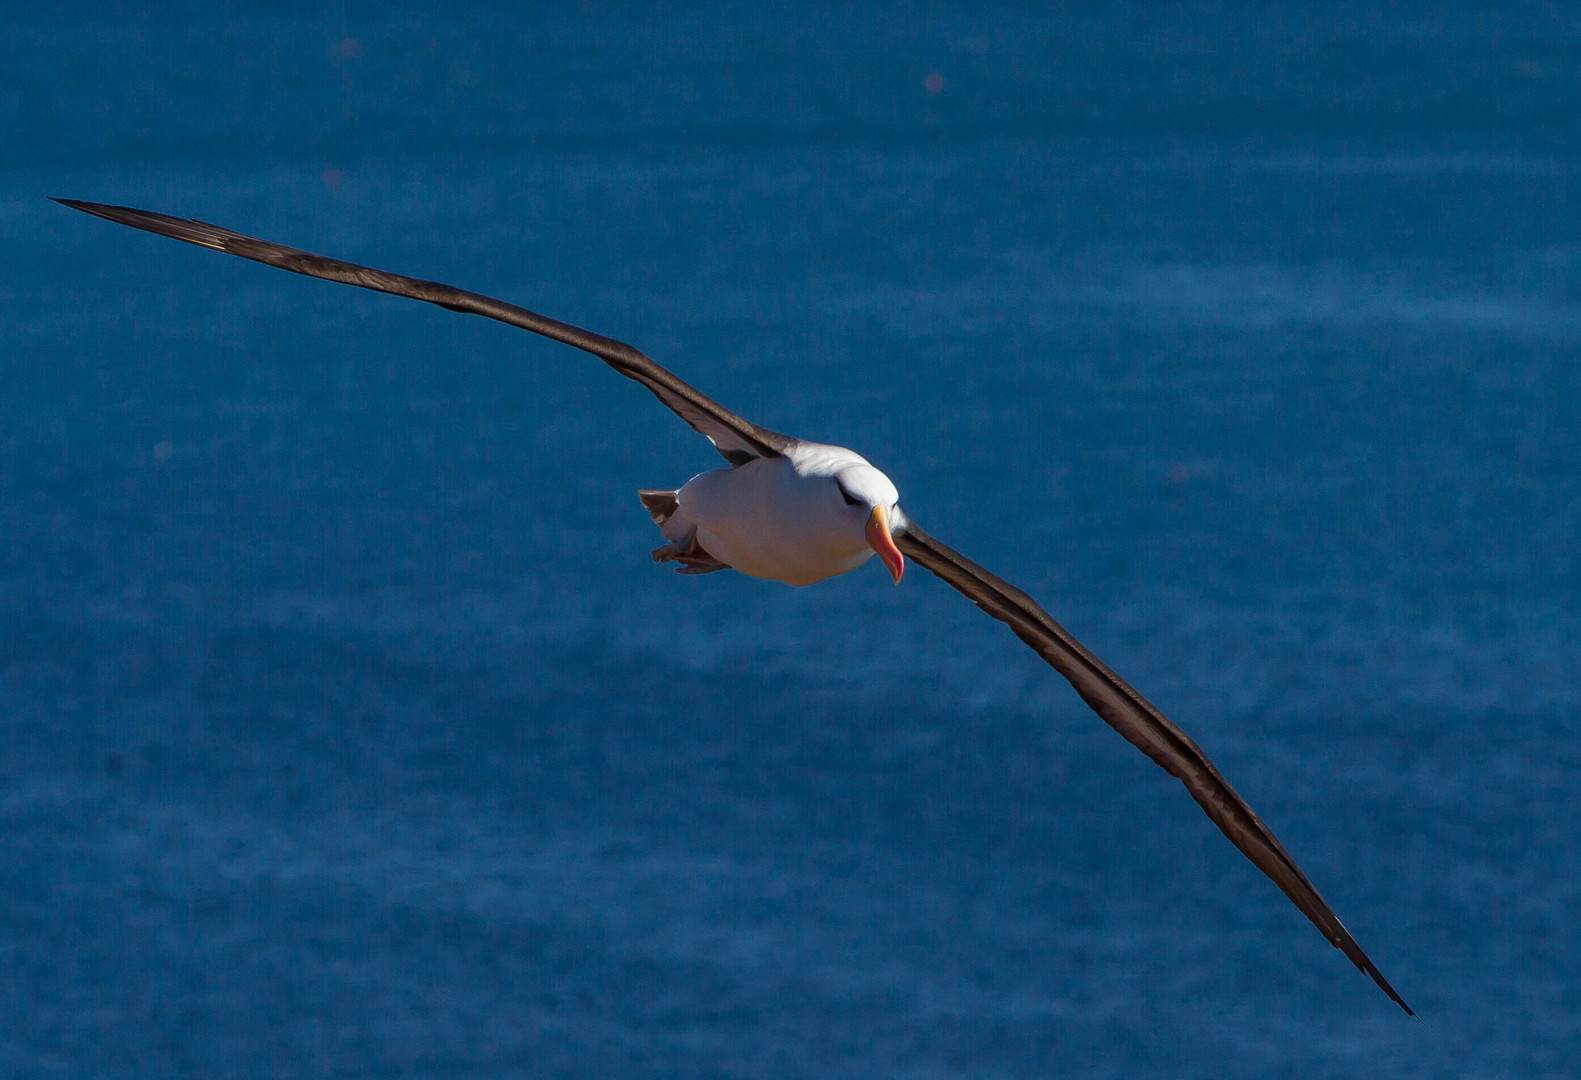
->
[{"left": 866, "top": 506, "right": 905, "bottom": 586}]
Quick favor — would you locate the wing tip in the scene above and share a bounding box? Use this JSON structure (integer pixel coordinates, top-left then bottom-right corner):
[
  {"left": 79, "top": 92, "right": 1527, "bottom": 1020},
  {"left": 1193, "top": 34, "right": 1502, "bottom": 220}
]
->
[
  {"left": 52, "top": 198, "right": 149, "bottom": 228},
  {"left": 1353, "top": 956, "right": 1414, "bottom": 1017},
  {"left": 52, "top": 198, "right": 236, "bottom": 254},
  {"left": 1377, "top": 977, "right": 1416, "bottom": 1019}
]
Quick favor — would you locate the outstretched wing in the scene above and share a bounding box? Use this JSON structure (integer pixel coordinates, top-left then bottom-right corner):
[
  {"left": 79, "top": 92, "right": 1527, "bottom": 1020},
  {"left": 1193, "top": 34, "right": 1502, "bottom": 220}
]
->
[
  {"left": 54, "top": 199, "right": 795, "bottom": 465},
  {"left": 897, "top": 520, "right": 1412, "bottom": 1016}
]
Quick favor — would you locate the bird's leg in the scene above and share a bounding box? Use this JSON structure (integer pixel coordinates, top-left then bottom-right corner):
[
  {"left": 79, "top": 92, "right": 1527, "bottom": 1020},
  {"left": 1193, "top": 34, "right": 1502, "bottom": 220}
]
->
[{"left": 651, "top": 526, "right": 730, "bottom": 575}]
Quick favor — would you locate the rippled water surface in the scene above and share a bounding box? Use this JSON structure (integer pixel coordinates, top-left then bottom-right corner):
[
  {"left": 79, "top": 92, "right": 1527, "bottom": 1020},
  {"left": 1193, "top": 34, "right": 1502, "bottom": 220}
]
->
[{"left": 4, "top": 4, "right": 1580, "bottom": 1077}]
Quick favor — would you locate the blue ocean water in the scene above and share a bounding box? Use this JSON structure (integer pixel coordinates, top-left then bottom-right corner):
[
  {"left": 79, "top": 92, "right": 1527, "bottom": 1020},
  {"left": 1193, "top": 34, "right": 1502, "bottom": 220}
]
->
[{"left": 4, "top": 3, "right": 1580, "bottom": 1076}]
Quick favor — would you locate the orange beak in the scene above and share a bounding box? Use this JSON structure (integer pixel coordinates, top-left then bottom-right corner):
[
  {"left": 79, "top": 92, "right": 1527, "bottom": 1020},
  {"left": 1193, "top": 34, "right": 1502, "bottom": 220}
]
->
[{"left": 866, "top": 505, "right": 904, "bottom": 584}]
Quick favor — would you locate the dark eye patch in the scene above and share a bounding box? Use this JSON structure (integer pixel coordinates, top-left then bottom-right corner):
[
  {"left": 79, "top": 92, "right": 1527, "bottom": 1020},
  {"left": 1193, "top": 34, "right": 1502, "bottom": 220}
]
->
[{"left": 836, "top": 483, "right": 862, "bottom": 507}]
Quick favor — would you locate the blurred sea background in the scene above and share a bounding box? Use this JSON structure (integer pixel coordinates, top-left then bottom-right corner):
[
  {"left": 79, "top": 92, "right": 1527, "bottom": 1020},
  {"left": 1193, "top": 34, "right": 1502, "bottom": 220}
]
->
[{"left": 4, "top": 3, "right": 1580, "bottom": 1076}]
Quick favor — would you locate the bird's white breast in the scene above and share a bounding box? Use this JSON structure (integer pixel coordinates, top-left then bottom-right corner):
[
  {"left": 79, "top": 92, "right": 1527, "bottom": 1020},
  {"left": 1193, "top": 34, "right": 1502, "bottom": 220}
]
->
[{"left": 672, "top": 449, "right": 877, "bottom": 586}]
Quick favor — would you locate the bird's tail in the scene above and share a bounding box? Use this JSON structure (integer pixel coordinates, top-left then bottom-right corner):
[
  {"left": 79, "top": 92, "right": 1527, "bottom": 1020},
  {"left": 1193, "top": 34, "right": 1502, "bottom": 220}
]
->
[{"left": 638, "top": 489, "right": 680, "bottom": 526}]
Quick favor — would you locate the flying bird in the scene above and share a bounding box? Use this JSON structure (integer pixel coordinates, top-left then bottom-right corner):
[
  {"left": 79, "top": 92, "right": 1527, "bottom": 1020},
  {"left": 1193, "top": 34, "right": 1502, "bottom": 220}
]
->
[{"left": 55, "top": 197, "right": 1412, "bottom": 1015}]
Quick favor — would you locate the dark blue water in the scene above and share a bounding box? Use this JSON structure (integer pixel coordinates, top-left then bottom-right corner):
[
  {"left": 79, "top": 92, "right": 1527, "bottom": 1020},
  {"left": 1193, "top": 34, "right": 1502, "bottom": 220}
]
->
[{"left": 5, "top": 4, "right": 1580, "bottom": 1076}]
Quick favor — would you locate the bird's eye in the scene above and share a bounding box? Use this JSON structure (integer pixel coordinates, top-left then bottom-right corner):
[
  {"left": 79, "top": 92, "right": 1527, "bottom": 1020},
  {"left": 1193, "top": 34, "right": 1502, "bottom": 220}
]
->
[{"left": 839, "top": 487, "right": 861, "bottom": 507}]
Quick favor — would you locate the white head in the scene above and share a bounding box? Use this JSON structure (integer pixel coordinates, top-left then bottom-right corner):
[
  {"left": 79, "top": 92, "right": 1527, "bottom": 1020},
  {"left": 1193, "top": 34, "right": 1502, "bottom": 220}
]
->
[{"left": 829, "top": 461, "right": 906, "bottom": 584}]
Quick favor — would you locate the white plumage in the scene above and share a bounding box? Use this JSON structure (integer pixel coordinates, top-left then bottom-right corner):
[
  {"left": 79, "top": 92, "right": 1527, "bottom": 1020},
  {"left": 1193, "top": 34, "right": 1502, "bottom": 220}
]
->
[{"left": 656, "top": 442, "right": 905, "bottom": 586}]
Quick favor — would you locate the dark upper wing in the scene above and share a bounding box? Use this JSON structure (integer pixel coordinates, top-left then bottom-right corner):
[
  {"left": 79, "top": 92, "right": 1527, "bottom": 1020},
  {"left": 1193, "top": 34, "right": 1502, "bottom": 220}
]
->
[
  {"left": 54, "top": 199, "right": 795, "bottom": 465},
  {"left": 897, "top": 521, "right": 1412, "bottom": 1016}
]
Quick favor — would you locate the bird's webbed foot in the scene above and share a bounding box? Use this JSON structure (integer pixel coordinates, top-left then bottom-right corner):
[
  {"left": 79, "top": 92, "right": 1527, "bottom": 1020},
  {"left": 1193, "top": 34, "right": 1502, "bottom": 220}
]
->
[{"left": 651, "top": 528, "right": 730, "bottom": 575}]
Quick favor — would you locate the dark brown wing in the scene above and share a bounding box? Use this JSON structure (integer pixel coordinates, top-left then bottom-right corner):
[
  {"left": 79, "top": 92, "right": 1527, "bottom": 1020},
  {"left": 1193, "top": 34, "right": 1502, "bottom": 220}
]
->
[
  {"left": 897, "top": 521, "right": 1412, "bottom": 1016},
  {"left": 54, "top": 199, "right": 794, "bottom": 465}
]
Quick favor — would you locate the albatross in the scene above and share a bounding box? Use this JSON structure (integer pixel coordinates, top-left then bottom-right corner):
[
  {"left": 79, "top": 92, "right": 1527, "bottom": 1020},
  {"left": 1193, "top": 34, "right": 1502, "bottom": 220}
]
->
[{"left": 55, "top": 197, "right": 1413, "bottom": 1015}]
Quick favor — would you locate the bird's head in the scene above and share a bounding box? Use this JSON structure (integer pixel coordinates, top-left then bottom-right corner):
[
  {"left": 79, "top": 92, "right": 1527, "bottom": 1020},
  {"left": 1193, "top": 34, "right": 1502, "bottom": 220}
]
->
[{"left": 832, "top": 463, "right": 906, "bottom": 584}]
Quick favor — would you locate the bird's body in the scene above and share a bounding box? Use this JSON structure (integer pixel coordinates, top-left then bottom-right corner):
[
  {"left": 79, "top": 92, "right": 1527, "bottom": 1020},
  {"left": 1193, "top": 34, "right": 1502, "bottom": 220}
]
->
[
  {"left": 55, "top": 197, "right": 1414, "bottom": 1017},
  {"left": 654, "top": 443, "right": 904, "bottom": 586}
]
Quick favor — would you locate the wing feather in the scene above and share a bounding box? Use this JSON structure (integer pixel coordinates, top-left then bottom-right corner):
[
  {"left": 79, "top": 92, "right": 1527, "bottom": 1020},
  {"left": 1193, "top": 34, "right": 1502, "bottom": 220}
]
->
[
  {"left": 54, "top": 199, "right": 793, "bottom": 464},
  {"left": 897, "top": 521, "right": 1413, "bottom": 1016}
]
